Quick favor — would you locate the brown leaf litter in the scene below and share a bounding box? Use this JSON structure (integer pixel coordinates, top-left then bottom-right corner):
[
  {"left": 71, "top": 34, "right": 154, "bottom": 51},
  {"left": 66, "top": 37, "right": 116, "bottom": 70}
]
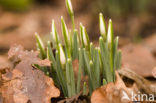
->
[
  {"left": 91, "top": 69, "right": 156, "bottom": 103},
  {"left": 121, "top": 44, "right": 156, "bottom": 77},
  {"left": 91, "top": 71, "right": 134, "bottom": 103},
  {"left": 0, "top": 44, "right": 60, "bottom": 103},
  {"left": 152, "top": 67, "right": 156, "bottom": 78}
]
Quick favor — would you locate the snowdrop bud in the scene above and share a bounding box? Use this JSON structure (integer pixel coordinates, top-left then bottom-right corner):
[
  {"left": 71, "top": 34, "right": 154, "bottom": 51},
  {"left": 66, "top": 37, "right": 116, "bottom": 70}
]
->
[
  {"left": 35, "top": 32, "right": 45, "bottom": 49},
  {"left": 61, "top": 16, "right": 70, "bottom": 44},
  {"left": 107, "top": 19, "right": 113, "bottom": 44},
  {"left": 59, "top": 44, "right": 66, "bottom": 65},
  {"left": 66, "top": 0, "right": 74, "bottom": 16},
  {"left": 89, "top": 60, "right": 93, "bottom": 65},
  {"left": 46, "top": 47, "right": 50, "bottom": 59},
  {"left": 52, "top": 20, "right": 56, "bottom": 42},
  {"left": 99, "top": 13, "right": 106, "bottom": 39},
  {"left": 82, "top": 26, "right": 88, "bottom": 46},
  {"left": 78, "top": 48, "right": 81, "bottom": 51},
  {"left": 67, "top": 58, "right": 71, "bottom": 63}
]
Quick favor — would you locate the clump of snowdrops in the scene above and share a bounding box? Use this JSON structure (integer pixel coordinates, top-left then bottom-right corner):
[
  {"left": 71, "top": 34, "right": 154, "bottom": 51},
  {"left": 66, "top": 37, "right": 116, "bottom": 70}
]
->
[{"left": 35, "top": 0, "right": 121, "bottom": 97}]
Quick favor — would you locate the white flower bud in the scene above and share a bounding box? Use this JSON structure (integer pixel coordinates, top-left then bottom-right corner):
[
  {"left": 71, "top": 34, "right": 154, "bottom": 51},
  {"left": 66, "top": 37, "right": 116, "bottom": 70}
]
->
[
  {"left": 66, "top": 0, "right": 73, "bottom": 16},
  {"left": 52, "top": 20, "right": 56, "bottom": 42},
  {"left": 82, "top": 26, "right": 88, "bottom": 46},
  {"left": 99, "top": 13, "right": 106, "bottom": 38},
  {"left": 59, "top": 44, "right": 66, "bottom": 65},
  {"left": 107, "top": 19, "right": 113, "bottom": 44}
]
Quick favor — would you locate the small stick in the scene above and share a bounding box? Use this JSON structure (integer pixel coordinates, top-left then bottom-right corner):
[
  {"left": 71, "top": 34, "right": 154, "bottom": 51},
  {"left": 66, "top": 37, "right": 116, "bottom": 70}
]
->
[{"left": 118, "top": 68, "right": 156, "bottom": 95}]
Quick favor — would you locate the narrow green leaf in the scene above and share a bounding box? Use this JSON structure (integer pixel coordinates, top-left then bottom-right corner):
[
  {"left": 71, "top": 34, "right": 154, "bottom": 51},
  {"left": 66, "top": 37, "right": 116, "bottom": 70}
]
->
[
  {"left": 83, "top": 49, "right": 94, "bottom": 94},
  {"left": 83, "top": 82, "right": 87, "bottom": 95},
  {"left": 114, "top": 36, "right": 119, "bottom": 69},
  {"left": 51, "top": 20, "right": 59, "bottom": 48},
  {"left": 116, "top": 50, "right": 122, "bottom": 70},
  {"left": 56, "top": 50, "right": 68, "bottom": 97},
  {"left": 69, "top": 58, "right": 76, "bottom": 96},
  {"left": 47, "top": 45, "right": 60, "bottom": 87},
  {"left": 72, "top": 29, "right": 78, "bottom": 60},
  {"left": 90, "top": 42, "right": 94, "bottom": 60},
  {"left": 89, "top": 60, "right": 96, "bottom": 91},
  {"left": 65, "top": 0, "right": 75, "bottom": 30},
  {"left": 66, "top": 58, "right": 72, "bottom": 97},
  {"left": 65, "top": 0, "right": 74, "bottom": 16},
  {"left": 35, "top": 32, "right": 46, "bottom": 59},
  {"left": 94, "top": 48, "right": 101, "bottom": 87},
  {"left": 99, "top": 37, "right": 113, "bottom": 83},
  {"left": 103, "top": 79, "right": 107, "bottom": 85},
  {"left": 113, "top": 36, "right": 119, "bottom": 81},
  {"left": 80, "top": 23, "right": 85, "bottom": 48},
  {"left": 80, "top": 48, "right": 88, "bottom": 75},
  {"left": 107, "top": 19, "right": 114, "bottom": 74},
  {"left": 76, "top": 48, "right": 82, "bottom": 93},
  {"left": 66, "top": 58, "right": 76, "bottom": 97},
  {"left": 61, "top": 16, "right": 70, "bottom": 52}
]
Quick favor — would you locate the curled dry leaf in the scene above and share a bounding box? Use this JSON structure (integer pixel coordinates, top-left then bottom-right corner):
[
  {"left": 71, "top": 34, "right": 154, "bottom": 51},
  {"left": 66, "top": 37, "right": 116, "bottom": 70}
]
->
[
  {"left": 152, "top": 67, "right": 156, "bottom": 78},
  {"left": 8, "top": 44, "right": 51, "bottom": 66},
  {"left": 0, "top": 45, "right": 60, "bottom": 103},
  {"left": 91, "top": 72, "right": 134, "bottom": 103}
]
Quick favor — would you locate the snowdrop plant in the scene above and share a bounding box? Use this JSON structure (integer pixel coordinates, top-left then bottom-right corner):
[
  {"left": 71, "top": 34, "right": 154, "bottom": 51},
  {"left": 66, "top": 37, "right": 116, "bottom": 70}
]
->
[{"left": 35, "top": 0, "right": 121, "bottom": 97}]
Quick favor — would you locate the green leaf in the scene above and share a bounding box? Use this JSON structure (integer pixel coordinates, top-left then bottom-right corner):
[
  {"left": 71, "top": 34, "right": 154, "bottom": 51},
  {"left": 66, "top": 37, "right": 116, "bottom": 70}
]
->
[
  {"left": 83, "top": 82, "right": 87, "bottom": 95},
  {"left": 99, "top": 37, "right": 113, "bottom": 83},
  {"left": 114, "top": 36, "right": 119, "bottom": 70},
  {"left": 72, "top": 29, "right": 79, "bottom": 60},
  {"left": 47, "top": 44, "right": 60, "bottom": 87},
  {"left": 66, "top": 58, "right": 76, "bottom": 97},
  {"left": 65, "top": 0, "right": 74, "bottom": 17},
  {"left": 61, "top": 17, "right": 70, "bottom": 52},
  {"left": 90, "top": 42, "right": 94, "bottom": 60},
  {"left": 116, "top": 50, "right": 122, "bottom": 70},
  {"left": 93, "top": 48, "right": 101, "bottom": 87},
  {"left": 65, "top": 0, "right": 75, "bottom": 30},
  {"left": 56, "top": 50, "right": 68, "bottom": 97},
  {"left": 77, "top": 48, "right": 82, "bottom": 93},
  {"left": 51, "top": 20, "right": 59, "bottom": 48},
  {"left": 35, "top": 33, "right": 46, "bottom": 59},
  {"left": 83, "top": 49, "right": 94, "bottom": 94},
  {"left": 107, "top": 19, "right": 114, "bottom": 81},
  {"left": 89, "top": 60, "right": 96, "bottom": 92}
]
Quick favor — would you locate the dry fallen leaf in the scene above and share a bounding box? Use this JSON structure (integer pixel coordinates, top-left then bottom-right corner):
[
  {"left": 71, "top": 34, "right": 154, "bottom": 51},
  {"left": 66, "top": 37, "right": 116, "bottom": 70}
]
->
[
  {"left": 144, "top": 34, "right": 156, "bottom": 53},
  {"left": 91, "top": 72, "right": 133, "bottom": 103},
  {"left": 0, "top": 45, "right": 60, "bottom": 103},
  {"left": 121, "top": 44, "right": 156, "bottom": 77}
]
